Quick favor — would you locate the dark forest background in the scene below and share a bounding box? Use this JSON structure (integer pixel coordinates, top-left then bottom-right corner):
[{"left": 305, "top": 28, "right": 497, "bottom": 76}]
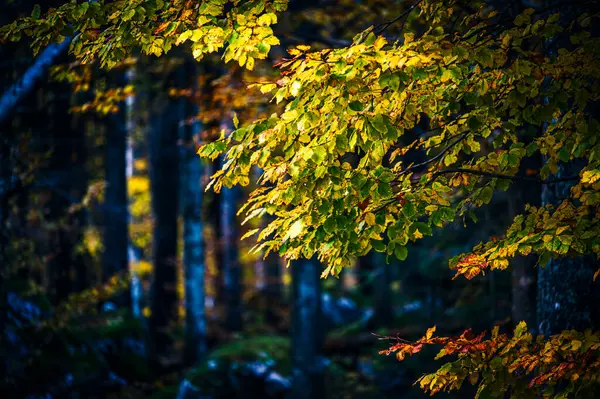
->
[{"left": 0, "top": 0, "right": 594, "bottom": 398}]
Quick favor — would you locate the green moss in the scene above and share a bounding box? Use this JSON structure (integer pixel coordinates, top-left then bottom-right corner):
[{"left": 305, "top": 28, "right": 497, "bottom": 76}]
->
[
  {"left": 183, "top": 335, "right": 291, "bottom": 395},
  {"left": 208, "top": 335, "right": 290, "bottom": 367}
]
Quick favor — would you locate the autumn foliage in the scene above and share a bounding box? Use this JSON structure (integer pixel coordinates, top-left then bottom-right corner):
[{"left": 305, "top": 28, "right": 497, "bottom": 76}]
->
[
  {"left": 380, "top": 323, "right": 600, "bottom": 397},
  {"left": 3, "top": 0, "right": 600, "bottom": 397}
]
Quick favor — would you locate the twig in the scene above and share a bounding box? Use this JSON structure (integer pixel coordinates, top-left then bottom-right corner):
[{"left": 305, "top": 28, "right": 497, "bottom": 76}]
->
[
  {"left": 429, "top": 168, "right": 579, "bottom": 184},
  {"left": 396, "top": 131, "right": 470, "bottom": 178},
  {"left": 375, "top": 0, "right": 424, "bottom": 35}
]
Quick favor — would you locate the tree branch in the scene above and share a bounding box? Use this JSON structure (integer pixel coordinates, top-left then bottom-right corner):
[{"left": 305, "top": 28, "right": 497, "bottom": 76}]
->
[
  {"left": 397, "top": 131, "right": 470, "bottom": 177},
  {"left": 375, "top": 0, "right": 424, "bottom": 35},
  {"left": 430, "top": 168, "right": 579, "bottom": 184},
  {"left": 0, "top": 37, "right": 71, "bottom": 124}
]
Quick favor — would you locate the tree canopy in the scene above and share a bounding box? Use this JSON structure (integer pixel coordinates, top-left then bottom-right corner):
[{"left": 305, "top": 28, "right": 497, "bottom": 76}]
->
[{"left": 3, "top": 0, "right": 600, "bottom": 397}]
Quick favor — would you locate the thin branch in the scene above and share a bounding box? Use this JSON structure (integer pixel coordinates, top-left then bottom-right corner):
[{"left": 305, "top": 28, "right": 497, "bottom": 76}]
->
[
  {"left": 429, "top": 168, "right": 579, "bottom": 184},
  {"left": 392, "top": 131, "right": 470, "bottom": 184},
  {"left": 375, "top": 0, "right": 424, "bottom": 35},
  {"left": 283, "top": 34, "right": 351, "bottom": 48}
]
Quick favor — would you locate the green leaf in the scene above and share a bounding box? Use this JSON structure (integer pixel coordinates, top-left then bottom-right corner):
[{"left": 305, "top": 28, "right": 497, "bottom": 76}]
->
[
  {"left": 349, "top": 101, "right": 363, "bottom": 112},
  {"left": 372, "top": 240, "right": 386, "bottom": 252},
  {"left": 395, "top": 246, "right": 408, "bottom": 261},
  {"left": 514, "top": 321, "right": 527, "bottom": 338},
  {"left": 370, "top": 115, "right": 387, "bottom": 134},
  {"left": 479, "top": 186, "right": 493, "bottom": 204},
  {"left": 31, "top": 4, "right": 41, "bottom": 19},
  {"left": 311, "top": 146, "right": 327, "bottom": 163},
  {"left": 122, "top": 9, "right": 135, "bottom": 21},
  {"left": 72, "top": 3, "right": 89, "bottom": 20},
  {"left": 467, "top": 115, "right": 482, "bottom": 131},
  {"left": 364, "top": 32, "right": 376, "bottom": 46},
  {"left": 379, "top": 73, "right": 400, "bottom": 91}
]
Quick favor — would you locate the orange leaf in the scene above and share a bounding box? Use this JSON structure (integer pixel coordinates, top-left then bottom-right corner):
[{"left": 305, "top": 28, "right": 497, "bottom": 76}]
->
[
  {"left": 154, "top": 22, "right": 170, "bottom": 35},
  {"left": 426, "top": 326, "right": 436, "bottom": 340}
]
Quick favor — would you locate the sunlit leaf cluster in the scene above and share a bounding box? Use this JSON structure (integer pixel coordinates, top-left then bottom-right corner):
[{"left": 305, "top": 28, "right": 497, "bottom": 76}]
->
[
  {"left": 0, "top": 0, "right": 287, "bottom": 69},
  {"left": 380, "top": 322, "right": 600, "bottom": 398},
  {"left": 201, "top": 3, "right": 600, "bottom": 279}
]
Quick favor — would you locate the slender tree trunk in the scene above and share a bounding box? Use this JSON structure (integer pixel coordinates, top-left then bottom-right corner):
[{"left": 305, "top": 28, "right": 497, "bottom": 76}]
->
[
  {"left": 103, "top": 77, "right": 129, "bottom": 288},
  {"left": 203, "top": 160, "right": 220, "bottom": 310},
  {"left": 264, "top": 243, "right": 282, "bottom": 324},
  {"left": 0, "top": 132, "right": 11, "bottom": 378},
  {"left": 148, "top": 68, "right": 182, "bottom": 365},
  {"left": 45, "top": 85, "right": 86, "bottom": 304},
  {"left": 291, "top": 258, "right": 325, "bottom": 399},
  {"left": 182, "top": 63, "right": 206, "bottom": 364},
  {"left": 254, "top": 165, "right": 281, "bottom": 323},
  {"left": 372, "top": 251, "right": 393, "bottom": 326},
  {"left": 252, "top": 170, "right": 266, "bottom": 294},
  {"left": 219, "top": 152, "right": 242, "bottom": 331},
  {"left": 0, "top": 38, "right": 71, "bottom": 124},
  {"left": 125, "top": 68, "right": 143, "bottom": 318},
  {"left": 356, "top": 255, "right": 374, "bottom": 298}
]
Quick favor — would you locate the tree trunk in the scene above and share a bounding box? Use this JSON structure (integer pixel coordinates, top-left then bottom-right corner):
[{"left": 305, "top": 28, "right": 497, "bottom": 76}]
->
[
  {"left": 291, "top": 258, "right": 325, "bottom": 399},
  {"left": 103, "top": 78, "right": 129, "bottom": 292},
  {"left": 182, "top": 63, "right": 206, "bottom": 364},
  {"left": 264, "top": 244, "right": 282, "bottom": 325},
  {"left": 0, "top": 131, "right": 11, "bottom": 378},
  {"left": 148, "top": 68, "right": 182, "bottom": 365},
  {"left": 125, "top": 68, "right": 143, "bottom": 318},
  {"left": 537, "top": 162, "right": 600, "bottom": 334},
  {"left": 203, "top": 159, "right": 220, "bottom": 310},
  {"left": 44, "top": 83, "right": 87, "bottom": 304},
  {"left": 372, "top": 251, "right": 393, "bottom": 326},
  {"left": 511, "top": 255, "right": 537, "bottom": 327},
  {"left": 356, "top": 255, "right": 374, "bottom": 298},
  {"left": 536, "top": 2, "right": 600, "bottom": 335},
  {"left": 0, "top": 38, "right": 71, "bottom": 124},
  {"left": 219, "top": 152, "right": 242, "bottom": 332}
]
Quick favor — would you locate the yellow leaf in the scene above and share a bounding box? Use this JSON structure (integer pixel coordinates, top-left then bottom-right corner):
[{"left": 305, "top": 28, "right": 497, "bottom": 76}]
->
[
  {"left": 365, "top": 212, "right": 376, "bottom": 226},
  {"left": 246, "top": 56, "right": 255, "bottom": 70},
  {"left": 259, "top": 83, "right": 277, "bottom": 93},
  {"left": 281, "top": 109, "right": 298, "bottom": 122},
  {"left": 299, "top": 133, "right": 311, "bottom": 143},
  {"left": 238, "top": 53, "right": 247, "bottom": 67},
  {"left": 288, "top": 219, "right": 303, "bottom": 239},
  {"left": 290, "top": 80, "right": 302, "bottom": 96},
  {"left": 425, "top": 325, "right": 436, "bottom": 340},
  {"left": 320, "top": 264, "right": 333, "bottom": 279},
  {"left": 373, "top": 36, "right": 387, "bottom": 51},
  {"left": 240, "top": 228, "right": 260, "bottom": 240},
  {"left": 176, "top": 30, "right": 192, "bottom": 45}
]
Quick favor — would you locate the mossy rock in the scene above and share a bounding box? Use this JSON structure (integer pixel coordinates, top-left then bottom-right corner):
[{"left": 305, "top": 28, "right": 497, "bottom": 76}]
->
[{"left": 207, "top": 336, "right": 290, "bottom": 370}]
